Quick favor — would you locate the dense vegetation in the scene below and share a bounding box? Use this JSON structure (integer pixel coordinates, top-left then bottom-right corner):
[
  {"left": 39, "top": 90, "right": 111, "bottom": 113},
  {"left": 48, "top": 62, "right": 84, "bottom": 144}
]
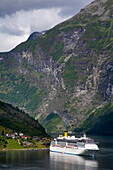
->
[
  {"left": 0, "top": 100, "right": 48, "bottom": 137},
  {"left": 75, "top": 103, "right": 113, "bottom": 136},
  {"left": 0, "top": 137, "right": 8, "bottom": 149},
  {"left": 0, "top": 71, "right": 45, "bottom": 114},
  {"left": 0, "top": 0, "right": 113, "bottom": 134},
  {"left": 0, "top": 137, "right": 47, "bottom": 150},
  {"left": 40, "top": 112, "right": 64, "bottom": 133}
]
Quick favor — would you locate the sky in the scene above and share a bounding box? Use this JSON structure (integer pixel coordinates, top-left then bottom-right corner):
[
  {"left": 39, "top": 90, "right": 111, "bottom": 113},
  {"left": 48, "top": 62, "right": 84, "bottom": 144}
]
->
[{"left": 0, "top": 0, "right": 93, "bottom": 52}]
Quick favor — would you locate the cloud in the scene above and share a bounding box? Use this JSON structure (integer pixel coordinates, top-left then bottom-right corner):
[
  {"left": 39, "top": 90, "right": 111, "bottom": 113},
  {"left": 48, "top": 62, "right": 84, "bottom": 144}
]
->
[
  {"left": 0, "top": 16, "right": 24, "bottom": 36},
  {"left": 0, "top": 33, "right": 28, "bottom": 52},
  {"left": 0, "top": 0, "right": 93, "bottom": 52},
  {"left": 0, "top": 0, "right": 93, "bottom": 17},
  {"left": 1, "top": 7, "right": 69, "bottom": 34},
  {"left": 58, "top": 0, "right": 93, "bottom": 17},
  {"left": 0, "top": 8, "right": 69, "bottom": 52}
]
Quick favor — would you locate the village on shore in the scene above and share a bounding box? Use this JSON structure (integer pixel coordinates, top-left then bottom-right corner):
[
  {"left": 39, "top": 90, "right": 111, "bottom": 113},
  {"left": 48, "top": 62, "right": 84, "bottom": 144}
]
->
[{"left": 0, "top": 131, "right": 51, "bottom": 150}]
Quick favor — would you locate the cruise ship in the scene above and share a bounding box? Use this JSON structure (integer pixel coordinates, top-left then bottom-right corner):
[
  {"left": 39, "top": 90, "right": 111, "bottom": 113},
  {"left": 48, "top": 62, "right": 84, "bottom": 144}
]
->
[{"left": 50, "top": 132, "right": 99, "bottom": 157}]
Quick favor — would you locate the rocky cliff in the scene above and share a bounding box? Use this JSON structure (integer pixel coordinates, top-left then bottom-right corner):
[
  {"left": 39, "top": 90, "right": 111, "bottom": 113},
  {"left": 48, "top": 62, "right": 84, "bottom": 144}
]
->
[{"left": 0, "top": 0, "right": 113, "bottom": 134}]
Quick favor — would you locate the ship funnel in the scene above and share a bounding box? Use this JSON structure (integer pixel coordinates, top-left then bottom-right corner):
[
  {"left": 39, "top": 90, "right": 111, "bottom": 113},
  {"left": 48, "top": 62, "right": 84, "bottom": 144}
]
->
[{"left": 64, "top": 131, "right": 68, "bottom": 137}]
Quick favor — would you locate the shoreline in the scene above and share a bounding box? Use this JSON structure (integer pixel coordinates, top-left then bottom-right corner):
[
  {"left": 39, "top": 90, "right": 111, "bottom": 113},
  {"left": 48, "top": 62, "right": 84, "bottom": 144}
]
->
[{"left": 0, "top": 148, "right": 49, "bottom": 151}]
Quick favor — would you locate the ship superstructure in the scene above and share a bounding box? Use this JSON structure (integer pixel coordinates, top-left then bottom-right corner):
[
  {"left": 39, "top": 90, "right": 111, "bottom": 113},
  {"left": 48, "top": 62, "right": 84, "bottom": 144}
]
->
[{"left": 50, "top": 132, "right": 99, "bottom": 156}]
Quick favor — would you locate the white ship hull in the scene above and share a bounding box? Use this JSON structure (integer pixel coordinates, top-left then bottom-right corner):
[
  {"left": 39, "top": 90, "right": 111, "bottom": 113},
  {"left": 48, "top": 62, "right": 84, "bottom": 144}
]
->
[
  {"left": 50, "top": 132, "right": 99, "bottom": 157},
  {"left": 50, "top": 146, "right": 97, "bottom": 157}
]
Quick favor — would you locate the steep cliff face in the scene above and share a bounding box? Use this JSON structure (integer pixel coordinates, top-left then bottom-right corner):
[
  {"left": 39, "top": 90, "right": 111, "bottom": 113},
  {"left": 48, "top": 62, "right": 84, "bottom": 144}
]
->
[{"left": 0, "top": 0, "right": 113, "bottom": 133}]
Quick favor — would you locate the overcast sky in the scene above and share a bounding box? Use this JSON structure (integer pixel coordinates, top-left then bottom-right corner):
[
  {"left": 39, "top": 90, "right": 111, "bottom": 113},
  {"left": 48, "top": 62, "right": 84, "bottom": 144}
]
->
[{"left": 0, "top": 0, "right": 93, "bottom": 52}]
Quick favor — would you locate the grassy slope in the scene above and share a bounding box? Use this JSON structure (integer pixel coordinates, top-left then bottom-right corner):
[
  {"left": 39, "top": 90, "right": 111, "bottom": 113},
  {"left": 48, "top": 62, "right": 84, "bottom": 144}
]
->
[
  {"left": 0, "top": 71, "right": 45, "bottom": 114},
  {"left": 0, "top": 100, "right": 48, "bottom": 137},
  {"left": 40, "top": 113, "right": 64, "bottom": 133},
  {"left": 0, "top": 126, "right": 12, "bottom": 134},
  {"left": 6, "top": 139, "right": 24, "bottom": 149},
  {"left": 5, "top": 139, "right": 46, "bottom": 149},
  {"left": 75, "top": 103, "right": 113, "bottom": 136},
  {"left": 0, "top": 0, "right": 113, "bottom": 135}
]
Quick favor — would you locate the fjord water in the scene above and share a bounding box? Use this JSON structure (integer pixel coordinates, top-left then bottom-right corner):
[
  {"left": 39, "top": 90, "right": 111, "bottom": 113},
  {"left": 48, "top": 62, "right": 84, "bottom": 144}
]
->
[{"left": 0, "top": 136, "right": 113, "bottom": 170}]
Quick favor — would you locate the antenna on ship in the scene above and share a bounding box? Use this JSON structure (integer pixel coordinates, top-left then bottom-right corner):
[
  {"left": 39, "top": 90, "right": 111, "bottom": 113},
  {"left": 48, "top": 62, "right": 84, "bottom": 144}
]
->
[{"left": 83, "top": 133, "right": 86, "bottom": 138}]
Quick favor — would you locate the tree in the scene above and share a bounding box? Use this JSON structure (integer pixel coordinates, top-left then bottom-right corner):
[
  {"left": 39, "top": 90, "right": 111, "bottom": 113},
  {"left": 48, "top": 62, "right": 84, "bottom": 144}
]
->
[
  {"left": 0, "top": 137, "right": 7, "bottom": 149},
  {"left": 1, "top": 131, "right": 4, "bottom": 136}
]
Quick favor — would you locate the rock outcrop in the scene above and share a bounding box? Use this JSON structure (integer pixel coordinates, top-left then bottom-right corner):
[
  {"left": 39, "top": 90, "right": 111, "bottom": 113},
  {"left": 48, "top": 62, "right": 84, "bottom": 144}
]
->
[{"left": 0, "top": 0, "right": 113, "bottom": 133}]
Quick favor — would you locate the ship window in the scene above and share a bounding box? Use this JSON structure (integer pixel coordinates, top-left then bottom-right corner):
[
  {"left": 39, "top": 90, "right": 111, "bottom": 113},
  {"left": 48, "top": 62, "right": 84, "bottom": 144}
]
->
[
  {"left": 60, "top": 142, "right": 66, "bottom": 147},
  {"left": 77, "top": 140, "right": 85, "bottom": 143},
  {"left": 77, "top": 139, "right": 94, "bottom": 144},
  {"left": 51, "top": 141, "right": 56, "bottom": 146},
  {"left": 68, "top": 142, "right": 77, "bottom": 147},
  {"left": 85, "top": 139, "right": 94, "bottom": 144}
]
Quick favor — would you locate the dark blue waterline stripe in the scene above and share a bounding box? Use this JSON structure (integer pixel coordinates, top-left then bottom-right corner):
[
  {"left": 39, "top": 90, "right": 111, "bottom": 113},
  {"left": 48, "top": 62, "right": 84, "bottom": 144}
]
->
[
  {"left": 50, "top": 150, "right": 77, "bottom": 155},
  {"left": 50, "top": 150, "right": 94, "bottom": 157}
]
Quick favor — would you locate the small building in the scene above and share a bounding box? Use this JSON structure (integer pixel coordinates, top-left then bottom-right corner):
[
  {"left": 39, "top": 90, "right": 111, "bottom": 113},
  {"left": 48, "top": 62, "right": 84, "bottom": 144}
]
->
[
  {"left": 6, "top": 132, "right": 18, "bottom": 139},
  {"left": 19, "top": 133, "right": 24, "bottom": 136},
  {"left": 32, "top": 136, "right": 39, "bottom": 141},
  {"left": 22, "top": 135, "right": 28, "bottom": 139}
]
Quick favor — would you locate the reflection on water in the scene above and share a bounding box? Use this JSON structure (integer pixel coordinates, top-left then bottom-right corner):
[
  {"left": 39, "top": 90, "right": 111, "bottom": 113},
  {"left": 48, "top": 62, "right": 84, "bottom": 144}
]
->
[
  {"left": 0, "top": 150, "right": 50, "bottom": 170},
  {"left": 0, "top": 150, "right": 98, "bottom": 170},
  {"left": 0, "top": 136, "right": 113, "bottom": 169},
  {"left": 50, "top": 152, "right": 98, "bottom": 170}
]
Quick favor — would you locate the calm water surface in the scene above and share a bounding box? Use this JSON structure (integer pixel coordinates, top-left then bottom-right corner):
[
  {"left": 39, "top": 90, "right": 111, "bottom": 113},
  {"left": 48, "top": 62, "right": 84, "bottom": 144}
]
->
[{"left": 0, "top": 136, "right": 113, "bottom": 170}]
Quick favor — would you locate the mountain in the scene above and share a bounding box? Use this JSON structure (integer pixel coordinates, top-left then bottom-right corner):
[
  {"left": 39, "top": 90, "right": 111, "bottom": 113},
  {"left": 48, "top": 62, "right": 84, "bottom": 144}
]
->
[
  {"left": 27, "top": 32, "right": 44, "bottom": 41},
  {"left": 0, "top": 0, "right": 113, "bottom": 134},
  {"left": 0, "top": 100, "right": 48, "bottom": 137},
  {"left": 75, "top": 103, "right": 113, "bottom": 136}
]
